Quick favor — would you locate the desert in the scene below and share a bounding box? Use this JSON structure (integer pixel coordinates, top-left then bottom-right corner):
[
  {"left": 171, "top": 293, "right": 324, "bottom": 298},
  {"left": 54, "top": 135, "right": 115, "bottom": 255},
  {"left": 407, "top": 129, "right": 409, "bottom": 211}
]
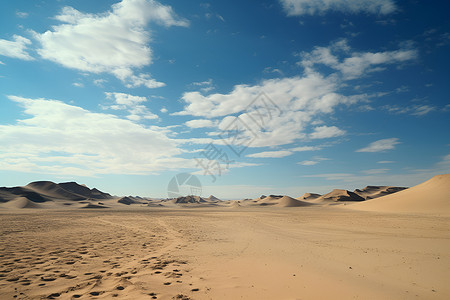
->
[
  {"left": 0, "top": 175, "right": 449, "bottom": 299},
  {"left": 1, "top": 0, "right": 450, "bottom": 299}
]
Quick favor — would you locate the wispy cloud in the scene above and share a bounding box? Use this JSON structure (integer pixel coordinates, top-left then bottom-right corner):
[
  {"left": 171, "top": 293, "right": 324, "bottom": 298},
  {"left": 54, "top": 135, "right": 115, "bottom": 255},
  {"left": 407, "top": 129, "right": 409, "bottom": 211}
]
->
[
  {"left": 383, "top": 104, "right": 436, "bottom": 116},
  {"left": 0, "top": 35, "right": 34, "bottom": 61},
  {"left": 16, "top": 11, "right": 29, "bottom": 18},
  {"left": 356, "top": 138, "right": 400, "bottom": 152},
  {"left": 247, "top": 150, "right": 293, "bottom": 158},
  {"left": 104, "top": 92, "right": 158, "bottom": 121},
  {"left": 361, "top": 168, "right": 389, "bottom": 175},
  {"left": 298, "top": 156, "right": 329, "bottom": 166},
  {"left": 300, "top": 39, "right": 417, "bottom": 79},
  {"left": 280, "top": 0, "right": 397, "bottom": 16},
  {"left": 247, "top": 145, "right": 322, "bottom": 158}
]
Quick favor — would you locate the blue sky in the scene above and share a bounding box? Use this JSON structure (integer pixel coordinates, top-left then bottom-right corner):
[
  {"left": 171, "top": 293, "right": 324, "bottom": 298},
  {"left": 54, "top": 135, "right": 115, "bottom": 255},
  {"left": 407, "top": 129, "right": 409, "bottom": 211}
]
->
[{"left": 0, "top": 0, "right": 449, "bottom": 199}]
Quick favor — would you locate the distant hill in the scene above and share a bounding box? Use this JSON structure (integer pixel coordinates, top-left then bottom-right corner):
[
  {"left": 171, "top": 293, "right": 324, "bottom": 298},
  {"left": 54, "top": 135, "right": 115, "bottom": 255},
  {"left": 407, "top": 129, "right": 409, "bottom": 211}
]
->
[{"left": 0, "top": 181, "right": 114, "bottom": 209}]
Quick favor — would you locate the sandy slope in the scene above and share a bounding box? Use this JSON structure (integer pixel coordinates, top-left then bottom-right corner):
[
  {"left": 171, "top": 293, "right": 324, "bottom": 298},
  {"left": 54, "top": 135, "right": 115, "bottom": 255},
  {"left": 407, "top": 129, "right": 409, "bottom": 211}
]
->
[
  {"left": 0, "top": 207, "right": 449, "bottom": 300},
  {"left": 350, "top": 174, "right": 450, "bottom": 214}
]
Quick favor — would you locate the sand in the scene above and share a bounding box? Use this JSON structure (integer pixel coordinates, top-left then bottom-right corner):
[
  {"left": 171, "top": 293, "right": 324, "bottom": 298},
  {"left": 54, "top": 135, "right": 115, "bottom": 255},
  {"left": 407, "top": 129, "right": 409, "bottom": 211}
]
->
[
  {"left": 0, "top": 207, "right": 449, "bottom": 300},
  {"left": 351, "top": 174, "right": 450, "bottom": 214},
  {"left": 0, "top": 175, "right": 449, "bottom": 299}
]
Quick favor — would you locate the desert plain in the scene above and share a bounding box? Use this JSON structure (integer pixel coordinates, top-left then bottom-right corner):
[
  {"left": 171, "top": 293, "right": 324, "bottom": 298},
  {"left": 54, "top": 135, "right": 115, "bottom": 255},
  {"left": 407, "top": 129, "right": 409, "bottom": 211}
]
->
[{"left": 0, "top": 175, "right": 449, "bottom": 299}]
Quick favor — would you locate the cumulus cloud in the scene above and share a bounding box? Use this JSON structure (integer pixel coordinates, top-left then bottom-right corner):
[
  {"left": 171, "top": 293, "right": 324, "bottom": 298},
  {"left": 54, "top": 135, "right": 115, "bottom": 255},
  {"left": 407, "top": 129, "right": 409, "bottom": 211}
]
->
[
  {"left": 0, "top": 35, "right": 34, "bottom": 60},
  {"left": 309, "top": 125, "right": 345, "bottom": 139},
  {"left": 356, "top": 138, "right": 400, "bottom": 152},
  {"left": 174, "top": 73, "right": 362, "bottom": 147},
  {"left": 280, "top": 0, "right": 397, "bottom": 16},
  {"left": 0, "top": 96, "right": 189, "bottom": 176},
  {"left": 34, "top": 0, "right": 188, "bottom": 88},
  {"left": 104, "top": 92, "right": 158, "bottom": 121},
  {"left": 185, "top": 119, "right": 216, "bottom": 128},
  {"left": 174, "top": 39, "right": 417, "bottom": 150}
]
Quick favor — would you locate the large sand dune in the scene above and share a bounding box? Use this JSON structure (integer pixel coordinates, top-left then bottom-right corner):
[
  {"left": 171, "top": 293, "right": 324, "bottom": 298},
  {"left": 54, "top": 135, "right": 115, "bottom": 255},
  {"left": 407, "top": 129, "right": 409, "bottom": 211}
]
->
[{"left": 350, "top": 174, "right": 450, "bottom": 214}]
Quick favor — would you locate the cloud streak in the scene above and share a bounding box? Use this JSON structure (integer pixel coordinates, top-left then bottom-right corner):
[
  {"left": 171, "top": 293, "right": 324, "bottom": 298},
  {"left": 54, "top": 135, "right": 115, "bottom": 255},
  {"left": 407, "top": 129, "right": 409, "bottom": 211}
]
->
[
  {"left": 280, "top": 0, "right": 397, "bottom": 16},
  {"left": 356, "top": 138, "right": 400, "bottom": 152}
]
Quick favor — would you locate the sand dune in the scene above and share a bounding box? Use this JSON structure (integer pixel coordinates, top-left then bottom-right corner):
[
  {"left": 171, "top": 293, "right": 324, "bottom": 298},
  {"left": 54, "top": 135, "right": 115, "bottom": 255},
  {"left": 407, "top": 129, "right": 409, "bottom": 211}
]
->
[
  {"left": 0, "top": 187, "right": 48, "bottom": 204},
  {"left": 2, "top": 197, "right": 43, "bottom": 209},
  {"left": 0, "top": 181, "right": 119, "bottom": 210},
  {"left": 26, "top": 181, "right": 86, "bottom": 201},
  {"left": 241, "top": 195, "right": 314, "bottom": 207},
  {"left": 297, "top": 192, "right": 322, "bottom": 201},
  {"left": 354, "top": 185, "right": 407, "bottom": 200},
  {"left": 118, "top": 196, "right": 144, "bottom": 205},
  {"left": 313, "top": 189, "right": 364, "bottom": 202},
  {"left": 275, "top": 195, "right": 314, "bottom": 207},
  {"left": 350, "top": 174, "right": 450, "bottom": 214}
]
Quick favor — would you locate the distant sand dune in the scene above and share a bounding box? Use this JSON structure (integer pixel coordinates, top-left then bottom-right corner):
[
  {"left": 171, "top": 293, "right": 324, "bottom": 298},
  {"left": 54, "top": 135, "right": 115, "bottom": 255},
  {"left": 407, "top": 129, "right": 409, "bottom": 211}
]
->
[
  {"left": 2, "top": 197, "right": 43, "bottom": 209},
  {"left": 297, "top": 192, "right": 322, "bottom": 201},
  {"left": 312, "top": 189, "right": 364, "bottom": 202}
]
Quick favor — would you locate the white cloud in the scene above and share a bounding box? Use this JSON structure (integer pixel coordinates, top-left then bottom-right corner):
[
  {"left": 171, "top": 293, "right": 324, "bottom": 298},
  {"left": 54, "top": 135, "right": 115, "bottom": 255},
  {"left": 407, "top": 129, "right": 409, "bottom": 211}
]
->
[
  {"left": 384, "top": 104, "right": 436, "bottom": 116},
  {"left": 174, "top": 73, "right": 362, "bottom": 147},
  {"left": 185, "top": 119, "right": 216, "bottom": 128},
  {"left": 190, "top": 79, "right": 215, "bottom": 93},
  {"left": 298, "top": 156, "right": 329, "bottom": 166},
  {"left": 377, "top": 160, "right": 394, "bottom": 164},
  {"left": 356, "top": 138, "right": 400, "bottom": 152},
  {"left": 300, "top": 39, "right": 417, "bottom": 79},
  {"left": 361, "top": 168, "right": 389, "bottom": 175},
  {"left": 34, "top": 0, "right": 188, "bottom": 88},
  {"left": 16, "top": 12, "right": 29, "bottom": 18},
  {"left": 247, "top": 150, "right": 293, "bottom": 158},
  {"left": 299, "top": 160, "right": 318, "bottom": 165},
  {"left": 246, "top": 145, "right": 322, "bottom": 159},
  {"left": 0, "top": 96, "right": 190, "bottom": 176},
  {"left": 0, "top": 35, "right": 34, "bottom": 60},
  {"left": 290, "top": 146, "right": 322, "bottom": 151},
  {"left": 160, "top": 107, "right": 168, "bottom": 113},
  {"left": 72, "top": 82, "right": 84, "bottom": 88},
  {"left": 280, "top": 0, "right": 397, "bottom": 16},
  {"left": 175, "top": 39, "right": 416, "bottom": 150},
  {"left": 93, "top": 78, "right": 107, "bottom": 87},
  {"left": 104, "top": 92, "right": 158, "bottom": 121},
  {"left": 310, "top": 125, "right": 345, "bottom": 139}
]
